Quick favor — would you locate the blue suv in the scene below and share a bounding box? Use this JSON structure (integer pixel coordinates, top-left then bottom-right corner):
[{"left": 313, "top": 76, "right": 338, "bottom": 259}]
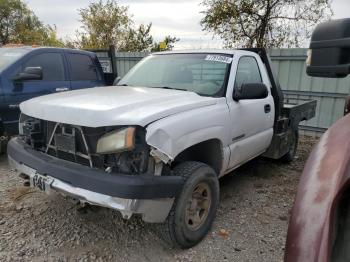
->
[{"left": 0, "top": 47, "right": 105, "bottom": 136}]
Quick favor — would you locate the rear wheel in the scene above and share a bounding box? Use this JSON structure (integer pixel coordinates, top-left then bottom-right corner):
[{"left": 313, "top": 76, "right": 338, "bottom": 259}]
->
[
  {"left": 157, "top": 161, "right": 220, "bottom": 248},
  {"left": 281, "top": 129, "right": 299, "bottom": 163}
]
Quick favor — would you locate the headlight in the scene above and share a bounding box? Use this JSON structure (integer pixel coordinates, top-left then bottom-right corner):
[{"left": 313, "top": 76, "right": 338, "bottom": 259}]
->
[{"left": 96, "top": 127, "right": 135, "bottom": 154}]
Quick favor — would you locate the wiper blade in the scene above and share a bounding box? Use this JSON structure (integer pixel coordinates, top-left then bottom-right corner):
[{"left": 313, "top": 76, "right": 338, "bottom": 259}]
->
[
  {"left": 117, "top": 84, "right": 129, "bottom": 86},
  {"left": 152, "top": 86, "right": 185, "bottom": 91}
]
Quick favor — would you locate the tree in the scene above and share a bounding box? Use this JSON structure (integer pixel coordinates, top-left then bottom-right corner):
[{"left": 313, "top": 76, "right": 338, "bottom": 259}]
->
[
  {"left": 76, "top": 0, "right": 179, "bottom": 52},
  {"left": 0, "top": 0, "right": 25, "bottom": 45},
  {"left": 0, "top": 0, "right": 63, "bottom": 46},
  {"left": 200, "top": 0, "right": 333, "bottom": 48},
  {"left": 14, "top": 17, "right": 64, "bottom": 47},
  {"left": 152, "top": 35, "right": 180, "bottom": 52},
  {"left": 120, "top": 23, "right": 154, "bottom": 52},
  {"left": 76, "top": 0, "right": 132, "bottom": 49}
]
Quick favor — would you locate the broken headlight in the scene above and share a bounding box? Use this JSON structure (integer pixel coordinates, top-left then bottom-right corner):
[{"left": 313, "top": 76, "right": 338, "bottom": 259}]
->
[
  {"left": 100, "top": 127, "right": 150, "bottom": 174},
  {"left": 96, "top": 127, "right": 135, "bottom": 154}
]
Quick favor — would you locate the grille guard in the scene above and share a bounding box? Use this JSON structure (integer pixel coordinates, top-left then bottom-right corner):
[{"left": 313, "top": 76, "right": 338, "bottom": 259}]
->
[{"left": 46, "top": 123, "right": 94, "bottom": 167}]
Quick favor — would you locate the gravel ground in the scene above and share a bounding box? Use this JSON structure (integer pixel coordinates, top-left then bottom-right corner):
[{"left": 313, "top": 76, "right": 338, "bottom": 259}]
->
[{"left": 0, "top": 137, "right": 317, "bottom": 262}]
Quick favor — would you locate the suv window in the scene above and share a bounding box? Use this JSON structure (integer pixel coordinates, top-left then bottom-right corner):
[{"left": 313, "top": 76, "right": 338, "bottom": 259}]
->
[
  {"left": 24, "top": 52, "right": 65, "bottom": 81},
  {"left": 234, "top": 56, "right": 262, "bottom": 89},
  {"left": 67, "top": 53, "right": 99, "bottom": 81}
]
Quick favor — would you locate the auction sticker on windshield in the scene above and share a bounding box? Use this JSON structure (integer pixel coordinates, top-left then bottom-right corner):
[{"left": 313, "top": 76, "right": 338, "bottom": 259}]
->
[{"left": 205, "top": 55, "right": 233, "bottom": 64}]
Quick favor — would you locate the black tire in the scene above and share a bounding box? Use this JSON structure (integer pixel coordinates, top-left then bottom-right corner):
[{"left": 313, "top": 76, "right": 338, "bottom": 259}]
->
[
  {"left": 280, "top": 129, "right": 299, "bottom": 163},
  {"left": 0, "top": 136, "right": 7, "bottom": 155},
  {"left": 156, "top": 161, "right": 220, "bottom": 249}
]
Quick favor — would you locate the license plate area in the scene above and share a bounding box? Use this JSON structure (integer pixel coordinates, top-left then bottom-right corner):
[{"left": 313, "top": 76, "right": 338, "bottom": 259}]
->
[{"left": 30, "top": 173, "right": 54, "bottom": 193}]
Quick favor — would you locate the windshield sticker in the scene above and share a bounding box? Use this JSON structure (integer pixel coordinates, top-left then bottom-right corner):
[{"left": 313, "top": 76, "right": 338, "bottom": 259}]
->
[{"left": 205, "top": 55, "right": 233, "bottom": 64}]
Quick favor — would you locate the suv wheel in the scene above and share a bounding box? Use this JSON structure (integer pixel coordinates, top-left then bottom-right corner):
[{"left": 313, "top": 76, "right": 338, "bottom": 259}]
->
[{"left": 157, "top": 161, "right": 220, "bottom": 248}]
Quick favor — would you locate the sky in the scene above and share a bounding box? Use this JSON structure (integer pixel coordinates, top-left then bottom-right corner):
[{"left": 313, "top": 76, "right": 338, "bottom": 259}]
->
[{"left": 26, "top": 0, "right": 350, "bottom": 50}]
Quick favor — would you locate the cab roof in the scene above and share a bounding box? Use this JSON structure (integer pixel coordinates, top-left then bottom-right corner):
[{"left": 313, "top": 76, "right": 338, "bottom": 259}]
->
[
  {"left": 0, "top": 46, "right": 95, "bottom": 56},
  {"left": 152, "top": 49, "right": 253, "bottom": 56}
]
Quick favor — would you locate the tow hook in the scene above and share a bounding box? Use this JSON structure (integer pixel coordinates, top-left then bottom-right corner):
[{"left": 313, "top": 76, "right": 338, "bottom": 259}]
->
[
  {"left": 19, "top": 173, "right": 30, "bottom": 187},
  {"left": 76, "top": 202, "right": 93, "bottom": 214}
]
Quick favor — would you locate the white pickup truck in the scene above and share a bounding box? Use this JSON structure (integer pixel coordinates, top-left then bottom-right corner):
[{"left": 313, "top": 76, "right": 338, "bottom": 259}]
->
[{"left": 8, "top": 48, "right": 316, "bottom": 248}]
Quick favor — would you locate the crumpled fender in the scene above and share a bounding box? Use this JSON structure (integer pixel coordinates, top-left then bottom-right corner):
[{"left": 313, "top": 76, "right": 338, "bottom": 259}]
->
[
  {"left": 285, "top": 114, "right": 350, "bottom": 262},
  {"left": 145, "top": 101, "right": 229, "bottom": 161}
]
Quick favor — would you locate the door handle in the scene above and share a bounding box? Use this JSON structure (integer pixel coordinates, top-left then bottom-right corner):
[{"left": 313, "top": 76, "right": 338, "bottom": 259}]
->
[
  {"left": 55, "top": 87, "right": 69, "bottom": 92},
  {"left": 264, "top": 104, "right": 271, "bottom": 113}
]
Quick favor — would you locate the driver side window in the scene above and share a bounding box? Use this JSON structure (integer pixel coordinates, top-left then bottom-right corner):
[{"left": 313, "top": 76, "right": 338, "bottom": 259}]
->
[
  {"left": 234, "top": 56, "right": 262, "bottom": 89},
  {"left": 24, "top": 52, "right": 65, "bottom": 81}
]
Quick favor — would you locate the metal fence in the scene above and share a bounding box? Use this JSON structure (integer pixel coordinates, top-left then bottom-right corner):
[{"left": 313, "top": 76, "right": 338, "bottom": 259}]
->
[
  {"left": 115, "top": 52, "right": 149, "bottom": 77},
  {"left": 113, "top": 49, "right": 350, "bottom": 136},
  {"left": 270, "top": 49, "right": 350, "bottom": 135}
]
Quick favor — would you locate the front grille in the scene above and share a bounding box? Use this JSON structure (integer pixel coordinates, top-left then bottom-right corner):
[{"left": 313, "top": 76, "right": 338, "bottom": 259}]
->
[
  {"left": 21, "top": 116, "right": 149, "bottom": 175},
  {"left": 23, "top": 118, "right": 105, "bottom": 168}
]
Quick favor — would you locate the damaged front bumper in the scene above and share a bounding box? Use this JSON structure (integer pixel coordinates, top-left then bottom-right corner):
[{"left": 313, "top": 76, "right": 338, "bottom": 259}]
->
[{"left": 7, "top": 138, "right": 184, "bottom": 223}]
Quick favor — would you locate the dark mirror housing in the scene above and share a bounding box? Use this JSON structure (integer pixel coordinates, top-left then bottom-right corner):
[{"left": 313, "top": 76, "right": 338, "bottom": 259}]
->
[
  {"left": 13, "top": 67, "right": 43, "bottom": 82},
  {"left": 307, "top": 18, "right": 350, "bottom": 78},
  {"left": 233, "top": 83, "right": 268, "bottom": 101}
]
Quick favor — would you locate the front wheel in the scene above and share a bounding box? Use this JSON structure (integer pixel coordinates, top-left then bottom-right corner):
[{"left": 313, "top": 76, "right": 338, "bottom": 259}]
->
[{"left": 157, "top": 161, "right": 220, "bottom": 248}]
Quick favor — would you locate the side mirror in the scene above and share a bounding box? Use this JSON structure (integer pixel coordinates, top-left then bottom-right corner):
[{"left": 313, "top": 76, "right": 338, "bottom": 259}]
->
[
  {"left": 13, "top": 67, "right": 43, "bottom": 82},
  {"left": 307, "top": 18, "right": 350, "bottom": 78},
  {"left": 113, "top": 76, "right": 121, "bottom": 85},
  {"left": 233, "top": 83, "right": 268, "bottom": 101}
]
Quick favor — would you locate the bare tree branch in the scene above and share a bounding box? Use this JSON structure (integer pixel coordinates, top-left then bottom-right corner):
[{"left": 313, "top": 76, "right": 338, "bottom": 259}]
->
[{"left": 201, "top": 0, "right": 333, "bottom": 48}]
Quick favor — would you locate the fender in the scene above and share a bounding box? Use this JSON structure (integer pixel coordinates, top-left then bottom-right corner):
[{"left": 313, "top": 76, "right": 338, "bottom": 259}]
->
[
  {"left": 285, "top": 114, "right": 350, "bottom": 262},
  {"left": 145, "top": 98, "right": 230, "bottom": 161}
]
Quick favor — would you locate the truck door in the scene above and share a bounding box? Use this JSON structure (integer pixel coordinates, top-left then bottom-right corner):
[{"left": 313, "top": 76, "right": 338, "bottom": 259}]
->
[
  {"left": 66, "top": 52, "right": 105, "bottom": 90},
  {"left": 2, "top": 51, "right": 70, "bottom": 134},
  {"left": 227, "top": 55, "right": 275, "bottom": 169}
]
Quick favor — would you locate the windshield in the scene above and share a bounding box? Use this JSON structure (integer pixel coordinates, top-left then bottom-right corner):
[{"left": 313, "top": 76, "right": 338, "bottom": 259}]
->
[
  {"left": 0, "top": 48, "right": 31, "bottom": 72},
  {"left": 119, "top": 53, "right": 232, "bottom": 96}
]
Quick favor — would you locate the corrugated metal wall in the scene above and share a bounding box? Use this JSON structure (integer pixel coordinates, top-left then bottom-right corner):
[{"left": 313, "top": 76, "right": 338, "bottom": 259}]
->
[
  {"left": 113, "top": 49, "right": 350, "bottom": 135},
  {"left": 270, "top": 49, "right": 350, "bottom": 135},
  {"left": 115, "top": 52, "right": 149, "bottom": 77}
]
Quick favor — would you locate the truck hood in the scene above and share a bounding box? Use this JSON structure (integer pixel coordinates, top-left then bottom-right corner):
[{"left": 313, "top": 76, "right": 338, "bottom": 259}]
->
[{"left": 20, "top": 86, "right": 217, "bottom": 127}]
